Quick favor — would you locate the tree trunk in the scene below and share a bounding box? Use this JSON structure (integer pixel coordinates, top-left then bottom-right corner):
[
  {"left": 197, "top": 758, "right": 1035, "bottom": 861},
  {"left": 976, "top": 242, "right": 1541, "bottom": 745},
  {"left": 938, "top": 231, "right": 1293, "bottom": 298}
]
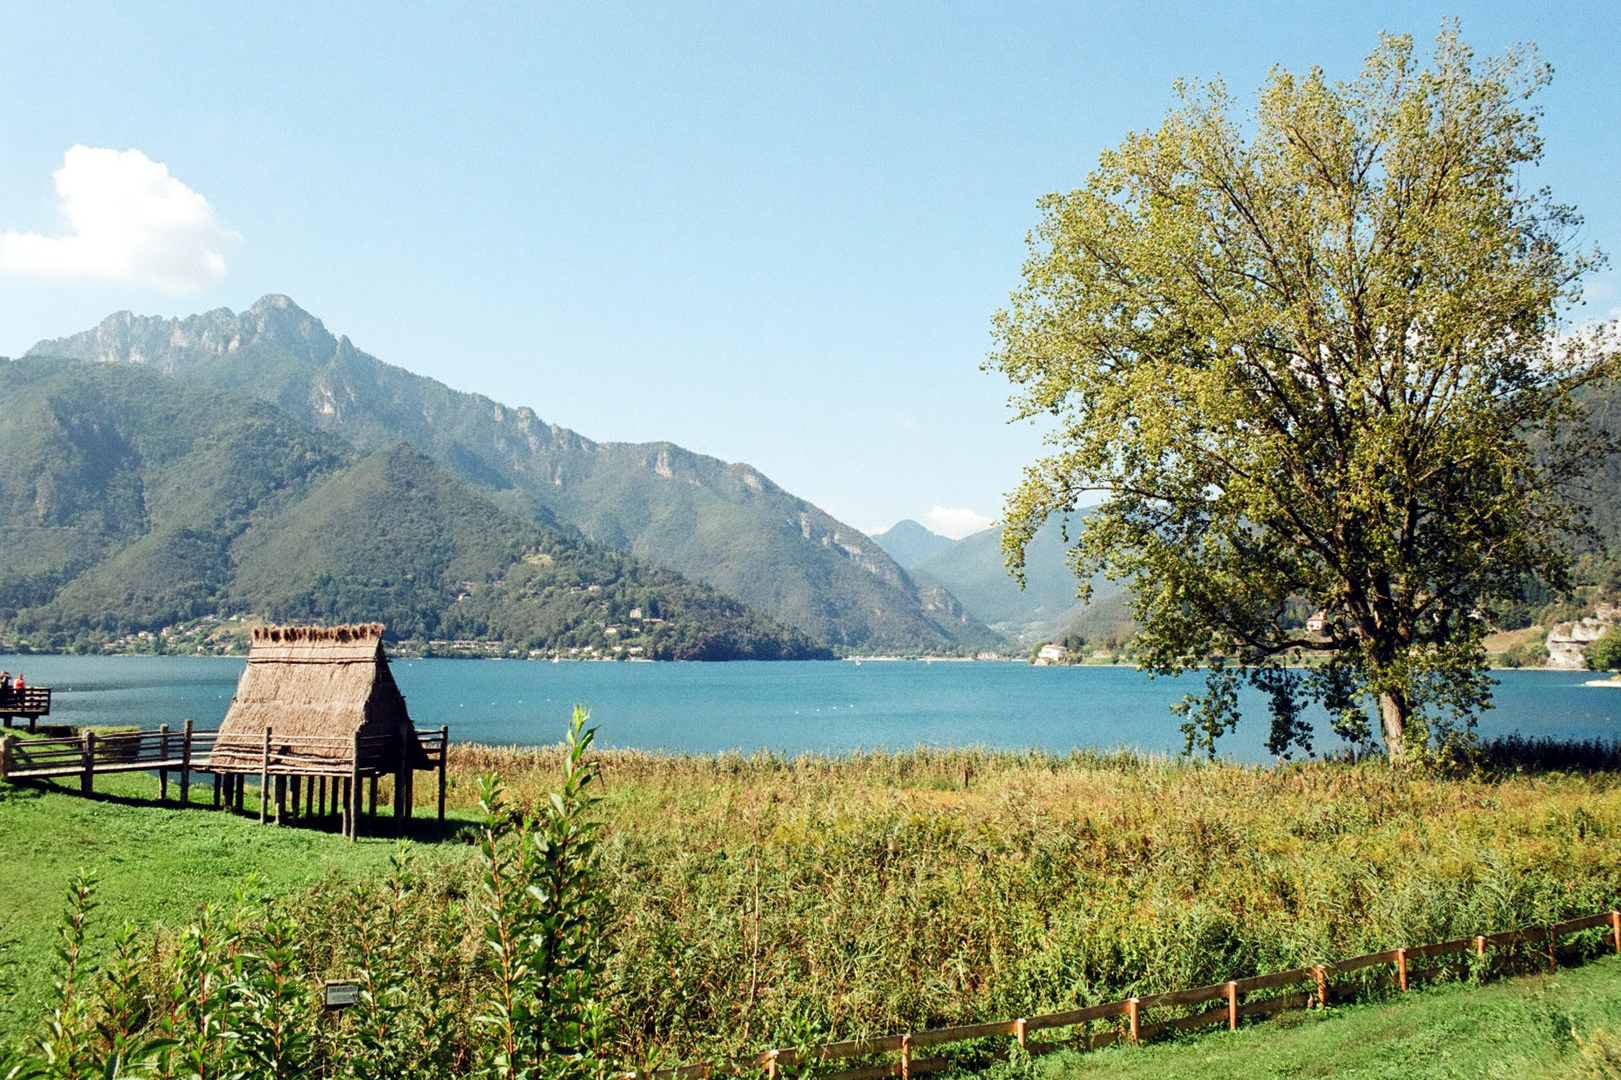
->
[{"left": 1378, "top": 689, "right": 1408, "bottom": 763}]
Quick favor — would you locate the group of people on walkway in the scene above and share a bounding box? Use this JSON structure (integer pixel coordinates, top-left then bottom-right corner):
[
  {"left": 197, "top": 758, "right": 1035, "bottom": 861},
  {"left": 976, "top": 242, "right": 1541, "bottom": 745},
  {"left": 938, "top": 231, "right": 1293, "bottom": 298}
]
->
[{"left": 0, "top": 670, "right": 25, "bottom": 703}]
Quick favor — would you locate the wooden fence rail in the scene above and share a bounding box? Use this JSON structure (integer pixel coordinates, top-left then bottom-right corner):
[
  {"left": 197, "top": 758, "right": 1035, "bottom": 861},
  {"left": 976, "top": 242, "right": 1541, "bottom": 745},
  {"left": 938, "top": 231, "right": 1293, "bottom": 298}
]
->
[
  {"left": 1, "top": 725, "right": 450, "bottom": 827},
  {"left": 629, "top": 909, "right": 1621, "bottom": 1080},
  {"left": 0, "top": 685, "right": 53, "bottom": 729}
]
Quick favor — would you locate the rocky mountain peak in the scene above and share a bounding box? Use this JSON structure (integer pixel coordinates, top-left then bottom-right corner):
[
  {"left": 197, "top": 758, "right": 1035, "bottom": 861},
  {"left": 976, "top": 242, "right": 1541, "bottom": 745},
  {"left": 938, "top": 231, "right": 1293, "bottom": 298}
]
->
[{"left": 28, "top": 294, "right": 338, "bottom": 370}]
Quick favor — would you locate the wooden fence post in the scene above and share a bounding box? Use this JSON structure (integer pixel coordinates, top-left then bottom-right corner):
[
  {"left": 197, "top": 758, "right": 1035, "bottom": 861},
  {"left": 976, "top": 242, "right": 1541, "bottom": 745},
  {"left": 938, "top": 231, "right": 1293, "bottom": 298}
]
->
[
  {"left": 1127, "top": 998, "right": 1140, "bottom": 1045},
  {"left": 899, "top": 1034, "right": 911, "bottom": 1080},
  {"left": 0, "top": 733, "right": 12, "bottom": 779},
  {"left": 438, "top": 725, "right": 448, "bottom": 822},
  {"left": 159, "top": 723, "right": 170, "bottom": 801},
  {"left": 1611, "top": 912, "right": 1621, "bottom": 954},
  {"left": 397, "top": 727, "right": 409, "bottom": 836},
  {"left": 1395, "top": 948, "right": 1407, "bottom": 992},
  {"left": 1015, "top": 1017, "right": 1027, "bottom": 1050},
  {"left": 349, "top": 731, "right": 362, "bottom": 842},
  {"left": 1225, "top": 982, "right": 1238, "bottom": 1030},
  {"left": 1313, "top": 966, "right": 1328, "bottom": 1009},
  {"left": 1475, "top": 935, "right": 1487, "bottom": 961},
  {"left": 1547, "top": 930, "right": 1558, "bottom": 973},
  {"left": 180, "top": 719, "right": 192, "bottom": 806},
  {"left": 260, "top": 728, "right": 271, "bottom": 825},
  {"left": 81, "top": 731, "right": 95, "bottom": 795}
]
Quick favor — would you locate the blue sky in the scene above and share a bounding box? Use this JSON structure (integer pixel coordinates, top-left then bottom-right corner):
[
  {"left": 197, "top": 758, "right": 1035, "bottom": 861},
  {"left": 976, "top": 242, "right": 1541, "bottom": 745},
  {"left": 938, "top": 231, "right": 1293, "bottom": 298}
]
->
[{"left": 1, "top": 2, "right": 1617, "bottom": 537}]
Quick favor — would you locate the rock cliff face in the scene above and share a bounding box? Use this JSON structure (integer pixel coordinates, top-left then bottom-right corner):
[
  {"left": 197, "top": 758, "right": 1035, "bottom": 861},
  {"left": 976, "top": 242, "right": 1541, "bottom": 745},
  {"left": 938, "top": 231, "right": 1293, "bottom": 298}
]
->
[
  {"left": 1547, "top": 605, "right": 1621, "bottom": 669},
  {"left": 30, "top": 296, "right": 1001, "bottom": 654}
]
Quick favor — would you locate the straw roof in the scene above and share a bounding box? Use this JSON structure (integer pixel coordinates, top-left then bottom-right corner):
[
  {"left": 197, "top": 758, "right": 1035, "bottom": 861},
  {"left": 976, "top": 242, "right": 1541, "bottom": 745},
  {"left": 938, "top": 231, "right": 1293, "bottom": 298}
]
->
[{"left": 206, "top": 624, "right": 427, "bottom": 773}]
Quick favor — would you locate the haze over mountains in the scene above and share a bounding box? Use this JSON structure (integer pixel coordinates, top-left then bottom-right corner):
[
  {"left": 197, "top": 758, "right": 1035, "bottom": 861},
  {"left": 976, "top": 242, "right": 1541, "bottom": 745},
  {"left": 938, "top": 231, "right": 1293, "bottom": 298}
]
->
[
  {"left": 19, "top": 295, "right": 1001, "bottom": 655},
  {"left": 873, "top": 519, "right": 1133, "bottom": 649}
]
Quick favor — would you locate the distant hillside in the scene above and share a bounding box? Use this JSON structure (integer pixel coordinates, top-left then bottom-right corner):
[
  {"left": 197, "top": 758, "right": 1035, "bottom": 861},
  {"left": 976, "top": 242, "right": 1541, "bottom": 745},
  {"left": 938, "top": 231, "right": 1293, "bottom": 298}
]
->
[
  {"left": 0, "top": 359, "right": 827, "bottom": 660},
  {"left": 29, "top": 296, "right": 999, "bottom": 655},
  {"left": 872, "top": 520, "right": 956, "bottom": 568},
  {"left": 893, "top": 520, "right": 1125, "bottom": 646}
]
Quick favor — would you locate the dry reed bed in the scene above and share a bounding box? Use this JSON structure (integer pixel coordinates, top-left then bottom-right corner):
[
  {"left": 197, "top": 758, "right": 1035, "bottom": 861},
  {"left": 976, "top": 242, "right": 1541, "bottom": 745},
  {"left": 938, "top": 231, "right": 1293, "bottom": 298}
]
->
[{"left": 375, "top": 743, "right": 1621, "bottom": 1065}]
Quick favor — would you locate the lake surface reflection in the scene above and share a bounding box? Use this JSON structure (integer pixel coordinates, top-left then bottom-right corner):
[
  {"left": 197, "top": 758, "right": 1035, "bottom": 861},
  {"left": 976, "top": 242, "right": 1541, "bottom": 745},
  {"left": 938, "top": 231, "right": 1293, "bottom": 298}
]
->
[{"left": 2, "top": 655, "right": 1615, "bottom": 762}]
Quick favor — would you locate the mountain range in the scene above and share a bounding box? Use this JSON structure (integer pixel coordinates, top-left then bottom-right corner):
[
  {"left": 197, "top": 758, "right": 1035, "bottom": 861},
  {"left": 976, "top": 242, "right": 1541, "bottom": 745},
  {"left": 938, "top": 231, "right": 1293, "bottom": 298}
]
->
[
  {"left": 17, "top": 295, "right": 1001, "bottom": 655},
  {"left": 0, "top": 357, "right": 827, "bottom": 659},
  {"left": 872, "top": 519, "right": 1133, "bottom": 648}
]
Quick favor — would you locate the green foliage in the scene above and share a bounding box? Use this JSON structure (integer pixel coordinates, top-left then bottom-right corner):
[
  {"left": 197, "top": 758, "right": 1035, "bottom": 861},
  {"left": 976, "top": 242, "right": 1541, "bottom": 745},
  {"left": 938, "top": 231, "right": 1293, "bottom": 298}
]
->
[
  {"left": 1587, "top": 629, "right": 1621, "bottom": 673},
  {"left": 7, "top": 742, "right": 1621, "bottom": 1075},
  {"left": 1039, "top": 956, "right": 1621, "bottom": 1080},
  {"left": 34, "top": 872, "right": 96, "bottom": 1079},
  {"left": 987, "top": 28, "right": 1619, "bottom": 762},
  {"left": 0, "top": 361, "right": 826, "bottom": 661},
  {"left": 473, "top": 707, "right": 608, "bottom": 1080},
  {"left": 0, "top": 714, "right": 615, "bottom": 1078},
  {"left": 28, "top": 296, "right": 994, "bottom": 655},
  {"left": 1502, "top": 636, "right": 1553, "bottom": 669}
]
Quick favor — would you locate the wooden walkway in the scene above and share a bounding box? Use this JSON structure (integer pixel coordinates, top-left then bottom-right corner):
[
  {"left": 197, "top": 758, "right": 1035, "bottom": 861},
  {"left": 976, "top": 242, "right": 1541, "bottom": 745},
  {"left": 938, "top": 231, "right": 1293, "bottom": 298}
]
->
[
  {"left": 0, "top": 686, "right": 53, "bottom": 730},
  {"left": 0, "top": 723, "right": 450, "bottom": 840}
]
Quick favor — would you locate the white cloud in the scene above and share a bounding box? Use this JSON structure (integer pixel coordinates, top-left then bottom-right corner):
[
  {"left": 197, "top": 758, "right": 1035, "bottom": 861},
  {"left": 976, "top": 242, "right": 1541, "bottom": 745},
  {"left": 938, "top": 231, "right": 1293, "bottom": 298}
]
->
[
  {"left": 925, "top": 506, "right": 996, "bottom": 540},
  {"left": 0, "top": 146, "right": 238, "bottom": 292}
]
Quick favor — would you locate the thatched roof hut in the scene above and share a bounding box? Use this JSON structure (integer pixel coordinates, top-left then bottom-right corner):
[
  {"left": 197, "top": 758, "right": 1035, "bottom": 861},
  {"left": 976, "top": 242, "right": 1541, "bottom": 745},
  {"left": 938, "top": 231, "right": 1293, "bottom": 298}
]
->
[{"left": 205, "top": 624, "right": 427, "bottom": 774}]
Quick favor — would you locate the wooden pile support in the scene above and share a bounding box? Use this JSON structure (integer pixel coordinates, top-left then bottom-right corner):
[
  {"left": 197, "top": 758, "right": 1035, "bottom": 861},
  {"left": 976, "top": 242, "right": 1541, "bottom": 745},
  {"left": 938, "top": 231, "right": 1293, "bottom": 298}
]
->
[
  {"left": 629, "top": 910, "right": 1621, "bottom": 1080},
  {"left": 1, "top": 724, "right": 449, "bottom": 840}
]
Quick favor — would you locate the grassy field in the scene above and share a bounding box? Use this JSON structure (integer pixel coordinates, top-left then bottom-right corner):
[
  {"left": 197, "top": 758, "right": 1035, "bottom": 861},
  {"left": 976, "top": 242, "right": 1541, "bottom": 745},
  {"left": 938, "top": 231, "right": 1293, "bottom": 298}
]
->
[
  {"left": 0, "top": 762, "right": 474, "bottom": 1044},
  {"left": 4, "top": 736, "right": 1621, "bottom": 1072},
  {"left": 1032, "top": 955, "right": 1621, "bottom": 1079}
]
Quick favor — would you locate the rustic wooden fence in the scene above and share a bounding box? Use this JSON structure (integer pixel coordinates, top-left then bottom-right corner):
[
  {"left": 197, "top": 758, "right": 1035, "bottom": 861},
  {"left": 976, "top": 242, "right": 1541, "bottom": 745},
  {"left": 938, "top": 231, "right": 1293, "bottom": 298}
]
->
[
  {"left": 0, "top": 685, "right": 54, "bottom": 729},
  {"left": 0, "top": 721, "right": 215, "bottom": 799},
  {"left": 0, "top": 724, "right": 451, "bottom": 840},
  {"left": 628, "top": 910, "right": 1621, "bottom": 1080}
]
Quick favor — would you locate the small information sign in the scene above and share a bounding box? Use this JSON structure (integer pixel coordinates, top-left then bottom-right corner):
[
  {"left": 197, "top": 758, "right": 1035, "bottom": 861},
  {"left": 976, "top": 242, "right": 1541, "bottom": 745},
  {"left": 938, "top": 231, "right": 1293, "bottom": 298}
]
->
[{"left": 324, "top": 980, "right": 361, "bottom": 1010}]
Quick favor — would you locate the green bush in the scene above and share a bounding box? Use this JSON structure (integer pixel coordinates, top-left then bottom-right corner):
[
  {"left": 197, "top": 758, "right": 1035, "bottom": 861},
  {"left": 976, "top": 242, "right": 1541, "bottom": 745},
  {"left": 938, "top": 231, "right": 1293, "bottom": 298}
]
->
[{"left": 1588, "top": 628, "right": 1621, "bottom": 673}]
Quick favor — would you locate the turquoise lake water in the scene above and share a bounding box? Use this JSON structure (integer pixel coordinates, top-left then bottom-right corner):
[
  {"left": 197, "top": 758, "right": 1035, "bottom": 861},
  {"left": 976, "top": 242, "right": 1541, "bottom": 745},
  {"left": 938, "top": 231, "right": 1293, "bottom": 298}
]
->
[{"left": 3, "top": 655, "right": 1618, "bottom": 762}]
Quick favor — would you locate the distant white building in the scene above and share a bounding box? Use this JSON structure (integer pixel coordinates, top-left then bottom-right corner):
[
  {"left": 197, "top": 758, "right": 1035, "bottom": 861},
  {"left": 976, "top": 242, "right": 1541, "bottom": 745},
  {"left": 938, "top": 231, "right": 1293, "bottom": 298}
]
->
[
  {"left": 1034, "top": 644, "right": 1069, "bottom": 666},
  {"left": 1306, "top": 611, "right": 1327, "bottom": 632}
]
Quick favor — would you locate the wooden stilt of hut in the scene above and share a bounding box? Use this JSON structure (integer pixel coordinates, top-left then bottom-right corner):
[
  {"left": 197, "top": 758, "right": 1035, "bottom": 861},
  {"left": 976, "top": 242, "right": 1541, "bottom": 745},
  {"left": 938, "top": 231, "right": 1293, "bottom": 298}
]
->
[{"left": 203, "top": 624, "right": 445, "bottom": 838}]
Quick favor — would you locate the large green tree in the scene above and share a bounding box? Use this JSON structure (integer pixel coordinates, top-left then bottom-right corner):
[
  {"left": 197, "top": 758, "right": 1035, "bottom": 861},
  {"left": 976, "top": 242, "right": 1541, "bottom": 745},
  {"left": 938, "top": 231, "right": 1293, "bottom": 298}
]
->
[{"left": 989, "top": 28, "right": 1616, "bottom": 761}]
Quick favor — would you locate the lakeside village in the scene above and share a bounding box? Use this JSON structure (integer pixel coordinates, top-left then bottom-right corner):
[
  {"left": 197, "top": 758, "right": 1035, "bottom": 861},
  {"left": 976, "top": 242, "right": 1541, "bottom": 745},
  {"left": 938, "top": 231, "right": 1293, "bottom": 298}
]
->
[{"left": 9, "top": 599, "right": 1621, "bottom": 673}]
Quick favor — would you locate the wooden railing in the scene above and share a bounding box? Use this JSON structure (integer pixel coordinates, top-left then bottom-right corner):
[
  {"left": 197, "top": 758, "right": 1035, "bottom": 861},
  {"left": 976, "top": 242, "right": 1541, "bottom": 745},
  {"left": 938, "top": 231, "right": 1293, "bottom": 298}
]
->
[
  {"left": 0, "top": 722, "right": 214, "bottom": 784},
  {"left": 629, "top": 911, "right": 1621, "bottom": 1080},
  {"left": 0, "top": 685, "right": 53, "bottom": 726},
  {"left": 0, "top": 724, "right": 451, "bottom": 836}
]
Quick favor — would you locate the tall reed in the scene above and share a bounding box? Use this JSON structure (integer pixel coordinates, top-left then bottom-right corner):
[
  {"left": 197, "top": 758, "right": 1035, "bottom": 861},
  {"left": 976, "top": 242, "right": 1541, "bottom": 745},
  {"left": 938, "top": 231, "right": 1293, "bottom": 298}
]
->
[{"left": 4, "top": 737, "right": 1620, "bottom": 1075}]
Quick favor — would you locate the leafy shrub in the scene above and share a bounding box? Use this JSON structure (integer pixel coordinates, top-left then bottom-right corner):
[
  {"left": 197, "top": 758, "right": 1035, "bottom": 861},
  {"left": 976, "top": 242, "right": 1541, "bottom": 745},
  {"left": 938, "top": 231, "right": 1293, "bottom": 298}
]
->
[{"left": 1588, "top": 628, "right": 1621, "bottom": 673}]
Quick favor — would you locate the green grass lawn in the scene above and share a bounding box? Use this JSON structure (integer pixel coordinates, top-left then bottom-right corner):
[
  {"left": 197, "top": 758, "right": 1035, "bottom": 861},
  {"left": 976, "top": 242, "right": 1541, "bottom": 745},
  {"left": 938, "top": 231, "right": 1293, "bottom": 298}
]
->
[
  {"left": 1030, "top": 955, "right": 1621, "bottom": 1080},
  {"left": 0, "top": 766, "right": 477, "bottom": 1044}
]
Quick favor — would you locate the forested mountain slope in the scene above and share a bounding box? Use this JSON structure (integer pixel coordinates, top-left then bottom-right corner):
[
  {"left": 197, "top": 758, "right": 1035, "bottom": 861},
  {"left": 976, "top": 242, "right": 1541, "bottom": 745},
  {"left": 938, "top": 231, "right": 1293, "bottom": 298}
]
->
[
  {"left": 29, "top": 296, "right": 999, "bottom": 654},
  {"left": 0, "top": 359, "right": 827, "bottom": 659},
  {"left": 877, "top": 518, "right": 1128, "bottom": 647}
]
